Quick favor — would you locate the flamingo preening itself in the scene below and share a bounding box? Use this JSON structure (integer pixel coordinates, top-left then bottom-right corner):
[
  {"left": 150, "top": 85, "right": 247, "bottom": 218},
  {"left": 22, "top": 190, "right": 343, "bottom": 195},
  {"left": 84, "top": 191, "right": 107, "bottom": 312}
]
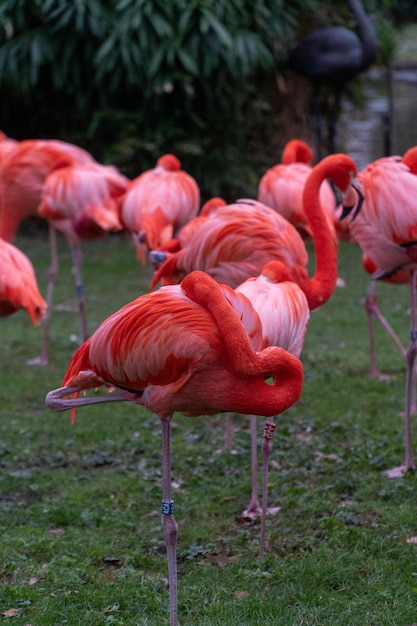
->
[
  {"left": 119, "top": 153, "right": 200, "bottom": 264},
  {"left": 45, "top": 270, "right": 303, "bottom": 626}
]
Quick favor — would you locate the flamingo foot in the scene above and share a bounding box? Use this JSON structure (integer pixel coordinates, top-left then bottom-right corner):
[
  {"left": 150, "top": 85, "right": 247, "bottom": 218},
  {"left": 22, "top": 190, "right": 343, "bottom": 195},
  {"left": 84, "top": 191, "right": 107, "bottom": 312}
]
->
[
  {"left": 384, "top": 464, "right": 415, "bottom": 478},
  {"left": 26, "top": 355, "right": 48, "bottom": 366}
]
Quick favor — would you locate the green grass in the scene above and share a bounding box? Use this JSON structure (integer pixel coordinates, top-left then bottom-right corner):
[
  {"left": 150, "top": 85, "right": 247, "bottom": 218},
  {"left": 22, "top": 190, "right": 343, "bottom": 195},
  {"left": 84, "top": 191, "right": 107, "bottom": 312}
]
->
[{"left": 1, "top": 233, "right": 417, "bottom": 625}]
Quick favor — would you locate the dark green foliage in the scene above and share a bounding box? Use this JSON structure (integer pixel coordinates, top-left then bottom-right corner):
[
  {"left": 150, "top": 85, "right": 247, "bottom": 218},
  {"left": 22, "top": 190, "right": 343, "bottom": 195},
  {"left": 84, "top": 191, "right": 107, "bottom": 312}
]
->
[
  {"left": 389, "top": 0, "right": 417, "bottom": 24},
  {"left": 0, "top": 0, "right": 318, "bottom": 198}
]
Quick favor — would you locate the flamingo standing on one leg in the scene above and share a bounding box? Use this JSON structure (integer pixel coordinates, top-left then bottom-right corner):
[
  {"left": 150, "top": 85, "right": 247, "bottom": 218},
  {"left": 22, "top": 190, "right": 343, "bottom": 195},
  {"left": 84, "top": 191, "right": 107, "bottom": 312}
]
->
[
  {"left": 340, "top": 146, "right": 417, "bottom": 477},
  {"left": 119, "top": 154, "right": 200, "bottom": 263},
  {"left": 235, "top": 152, "right": 361, "bottom": 553},
  {"left": 0, "top": 237, "right": 47, "bottom": 325},
  {"left": 0, "top": 138, "right": 129, "bottom": 364},
  {"left": 45, "top": 270, "right": 303, "bottom": 626}
]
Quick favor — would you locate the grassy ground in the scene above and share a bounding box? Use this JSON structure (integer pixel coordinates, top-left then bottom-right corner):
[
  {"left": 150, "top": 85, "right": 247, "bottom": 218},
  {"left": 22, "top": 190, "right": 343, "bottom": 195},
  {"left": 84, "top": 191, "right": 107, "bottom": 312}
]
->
[{"left": 1, "top": 233, "right": 417, "bottom": 625}]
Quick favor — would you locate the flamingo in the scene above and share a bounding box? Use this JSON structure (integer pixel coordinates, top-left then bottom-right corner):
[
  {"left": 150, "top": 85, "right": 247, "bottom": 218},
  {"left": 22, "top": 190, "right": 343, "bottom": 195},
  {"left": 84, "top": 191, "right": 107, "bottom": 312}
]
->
[
  {"left": 150, "top": 153, "right": 358, "bottom": 310},
  {"left": 340, "top": 154, "right": 409, "bottom": 381},
  {"left": 151, "top": 197, "right": 228, "bottom": 259},
  {"left": 0, "top": 237, "right": 47, "bottom": 325},
  {"left": 257, "top": 138, "right": 339, "bottom": 244},
  {"left": 45, "top": 270, "right": 303, "bottom": 626},
  {"left": 340, "top": 146, "right": 417, "bottom": 477},
  {"left": 119, "top": 153, "right": 200, "bottom": 263},
  {"left": 0, "top": 138, "right": 129, "bottom": 364},
  {"left": 235, "top": 152, "right": 360, "bottom": 553},
  {"left": 236, "top": 261, "right": 310, "bottom": 553}
]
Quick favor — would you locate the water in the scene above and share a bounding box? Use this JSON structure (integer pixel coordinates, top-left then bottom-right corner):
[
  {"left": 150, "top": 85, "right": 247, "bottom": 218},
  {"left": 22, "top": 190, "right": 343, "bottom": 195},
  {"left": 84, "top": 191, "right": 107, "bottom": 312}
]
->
[{"left": 340, "top": 68, "right": 417, "bottom": 170}]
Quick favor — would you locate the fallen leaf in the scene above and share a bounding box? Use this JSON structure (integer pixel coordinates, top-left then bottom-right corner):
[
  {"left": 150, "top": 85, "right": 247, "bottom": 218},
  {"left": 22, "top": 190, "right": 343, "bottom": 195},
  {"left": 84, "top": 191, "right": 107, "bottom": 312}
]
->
[
  {"left": 2, "top": 608, "right": 20, "bottom": 617},
  {"left": 235, "top": 590, "right": 248, "bottom": 599},
  {"left": 315, "top": 452, "right": 340, "bottom": 461},
  {"left": 46, "top": 528, "right": 65, "bottom": 536},
  {"left": 269, "top": 460, "right": 281, "bottom": 470},
  {"left": 29, "top": 577, "right": 38, "bottom": 586},
  {"left": 406, "top": 536, "right": 417, "bottom": 544},
  {"left": 141, "top": 509, "right": 159, "bottom": 518},
  {"left": 295, "top": 433, "right": 312, "bottom": 443}
]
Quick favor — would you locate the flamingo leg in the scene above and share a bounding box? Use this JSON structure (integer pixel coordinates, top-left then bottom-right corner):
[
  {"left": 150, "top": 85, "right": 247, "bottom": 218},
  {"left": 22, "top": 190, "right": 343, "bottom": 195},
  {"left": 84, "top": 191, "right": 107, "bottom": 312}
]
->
[
  {"left": 27, "top": 225, "right": 59, "bottom": 366},
  {"left": 385, "top": 269, "right": 417, "bottom": 478},
  {"left": 242, "top": 415, "right": 262, "bottom": 518},
  {"left": 260, "top": 418, "right": 279, "bottom": 556},
  {"left": 160, "top": 418, "right": 178, "bottom": 626},
  {"left": 365, "top": 280, "right": 406, "bottom": 379},
  {"left": 366, "top": 279, "right": 417, "bottom": 413},
  {"left": 70, "top": 244, "right": 89, "bottom": 342}
]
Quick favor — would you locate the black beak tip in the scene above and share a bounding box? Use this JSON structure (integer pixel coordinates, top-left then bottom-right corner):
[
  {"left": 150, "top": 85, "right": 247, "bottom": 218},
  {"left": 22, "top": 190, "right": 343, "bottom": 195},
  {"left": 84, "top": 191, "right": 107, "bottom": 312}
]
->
[{"left": 340, "top": 204, "right": 353, "bottom": 220}]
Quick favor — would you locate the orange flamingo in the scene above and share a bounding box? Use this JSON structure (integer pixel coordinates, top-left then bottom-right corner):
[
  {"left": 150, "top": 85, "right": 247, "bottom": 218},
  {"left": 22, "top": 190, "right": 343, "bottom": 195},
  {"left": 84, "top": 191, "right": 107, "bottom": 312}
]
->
[
  {"left": 0, "top": 138, "right": 129, "bottom": 364},
  {"left": 119, "top": 153, "right": 200, "bottom": 263},
  {"left": 0, "top": 237, "right": 47, "bottom": 325},
  {"left": 340, "top": 146, "right": 417, "bottom": 477},
  {"left": 257, "top": 139, "right": 339, "bottom": 243},
  {"left": 45, "top": 270, "right": 303, "bottom": 626}
]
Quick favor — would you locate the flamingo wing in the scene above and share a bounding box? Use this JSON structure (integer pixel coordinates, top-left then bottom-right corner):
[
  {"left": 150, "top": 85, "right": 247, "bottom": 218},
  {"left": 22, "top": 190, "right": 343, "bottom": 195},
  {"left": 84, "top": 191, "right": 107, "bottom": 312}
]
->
[{"left": 0, "top": 238, "right": 46, "bottom": 325}]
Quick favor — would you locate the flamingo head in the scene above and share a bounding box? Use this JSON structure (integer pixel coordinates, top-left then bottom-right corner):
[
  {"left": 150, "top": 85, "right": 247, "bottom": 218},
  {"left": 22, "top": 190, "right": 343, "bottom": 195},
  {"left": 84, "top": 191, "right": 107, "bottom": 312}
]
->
[{"left": 156, "top": 154, "right": 181, "bottom": 171}]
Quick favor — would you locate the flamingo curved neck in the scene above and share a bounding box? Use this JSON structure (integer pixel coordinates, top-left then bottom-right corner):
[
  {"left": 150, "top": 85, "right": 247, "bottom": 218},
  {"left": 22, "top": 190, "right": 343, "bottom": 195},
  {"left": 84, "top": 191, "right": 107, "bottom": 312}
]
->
[{"left": 298, "top": 159, "right": 339, "bottom": 309}]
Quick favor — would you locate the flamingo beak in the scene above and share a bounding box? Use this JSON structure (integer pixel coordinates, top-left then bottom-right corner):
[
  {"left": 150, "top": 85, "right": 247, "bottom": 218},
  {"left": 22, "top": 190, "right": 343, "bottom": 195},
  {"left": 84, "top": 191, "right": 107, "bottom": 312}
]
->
[{"left": 340, "top": 182, "right": 364, "bottom": 221}]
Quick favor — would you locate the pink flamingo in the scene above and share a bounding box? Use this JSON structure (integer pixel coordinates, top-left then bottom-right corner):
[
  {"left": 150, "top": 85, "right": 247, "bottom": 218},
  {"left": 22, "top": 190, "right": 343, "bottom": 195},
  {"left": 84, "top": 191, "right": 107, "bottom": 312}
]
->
[
  {"left": 0, "top": 236, "right": 47, "bottom": 325},
  {"left": 149, "top": 196, "right": 336, "bottom": 302},
  {"left": 0, "top": 138, "right": 129, "bottom": 364},
  {"left": 119, "top": 154, "right": 200, "bottom": 263},
  {"left": 340, "top": 146, "right": 417, "bottom": 477},
  {"left": 45, "top": 270, "right": 303, "bottom": 626},
  {"left": 235, "top": 152, "right": 360, "bottom": 553},
  {"left": 257, "top": 139, "right": 338, "bottom": 243},
  {"left": 236, "top": 261, "right": 310, "bottom": 553}
]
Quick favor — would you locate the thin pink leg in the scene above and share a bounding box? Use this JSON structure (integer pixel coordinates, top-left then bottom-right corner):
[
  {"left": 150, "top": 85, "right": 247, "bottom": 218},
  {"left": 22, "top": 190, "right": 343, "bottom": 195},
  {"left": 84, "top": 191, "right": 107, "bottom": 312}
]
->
[
  {"left": 365, "top": 280, "right": 406, "bottom": 380},
  {"left": 160, "top": 418, "right": 178, "bottom": 626},
  {"left": 70, "top": 244, "right": 89, "bottom": 342},
  {"left": 27, "top": 225, "right": 58, "bottom": 366},
  {"left": 260, "top": 418, "right": 280, "bottom": 556},
  {"left": 385, "top": 269, "right": 417, "bottom": 478},
  {"left": 242, "top": 415, "right": 262, "bottom": 518}
]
